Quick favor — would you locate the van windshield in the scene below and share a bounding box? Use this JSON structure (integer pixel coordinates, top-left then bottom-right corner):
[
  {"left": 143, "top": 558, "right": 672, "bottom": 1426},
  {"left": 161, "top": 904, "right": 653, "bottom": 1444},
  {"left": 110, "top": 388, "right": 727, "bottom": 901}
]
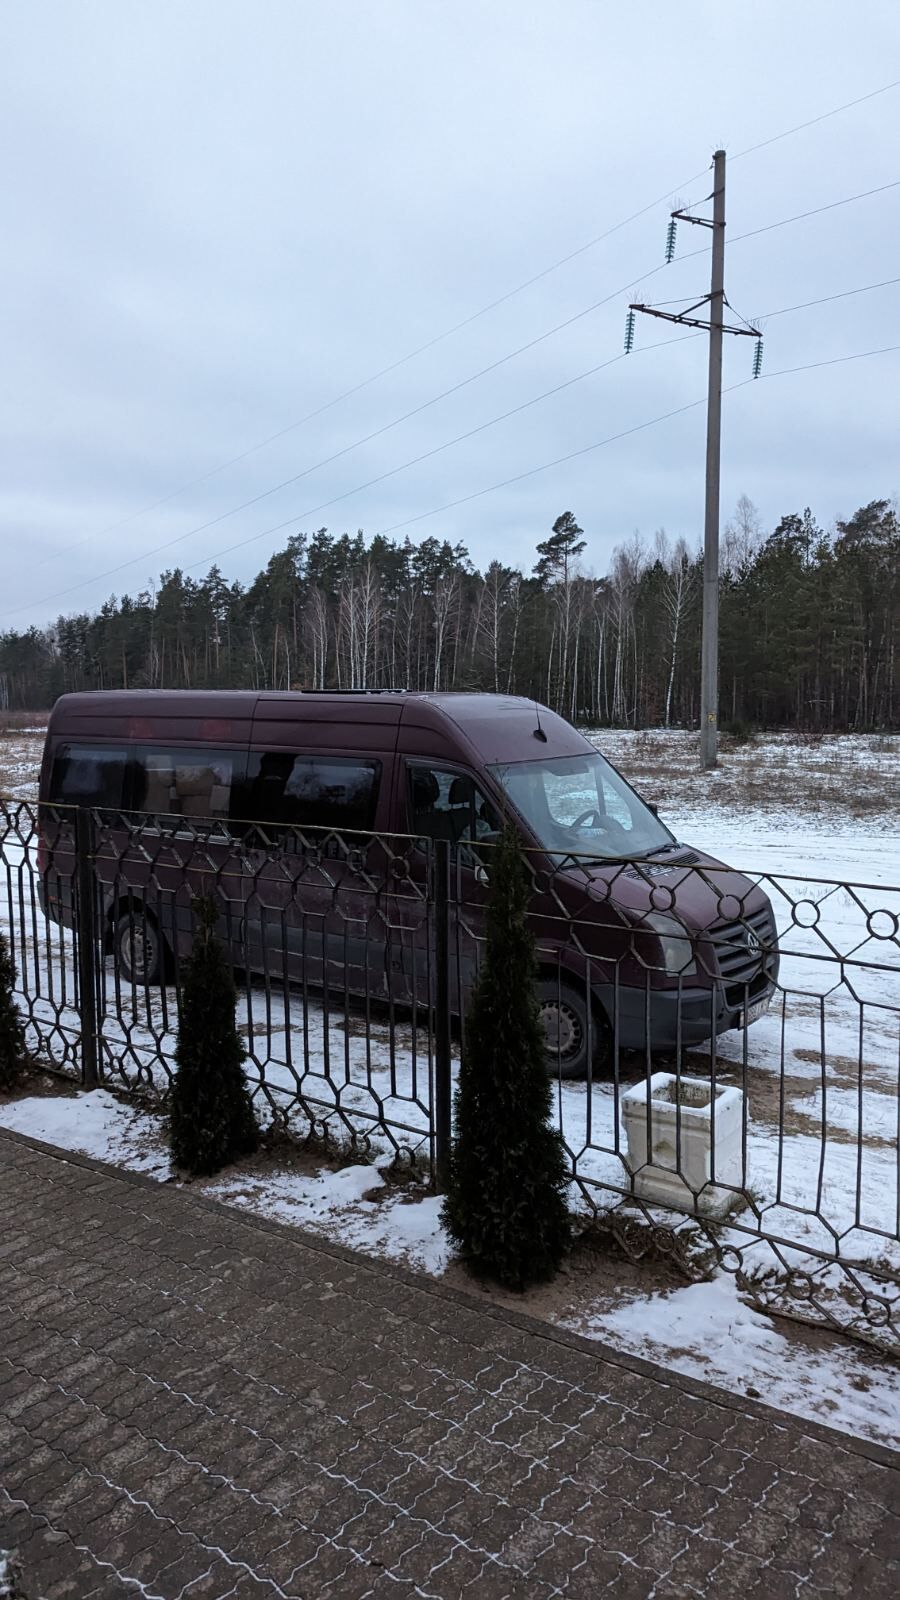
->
[{"left": 488, "top": 753, "right": 674, "bottom": 862}]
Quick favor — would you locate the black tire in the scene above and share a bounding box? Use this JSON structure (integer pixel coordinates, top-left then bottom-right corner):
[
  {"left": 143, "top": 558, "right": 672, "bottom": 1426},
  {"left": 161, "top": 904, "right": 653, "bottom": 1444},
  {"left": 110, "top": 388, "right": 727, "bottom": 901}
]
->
[
  {"left": 537, "top": 978, "right": 608, "bottom": 1080},
  {"left": 113, "top": 907, "right": 166, "bottom": 987}
]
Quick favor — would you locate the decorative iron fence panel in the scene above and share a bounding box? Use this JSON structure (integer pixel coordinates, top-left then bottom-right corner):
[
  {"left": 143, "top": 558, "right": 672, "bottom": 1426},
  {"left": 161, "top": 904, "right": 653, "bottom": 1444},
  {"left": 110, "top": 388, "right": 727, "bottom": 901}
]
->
[
  {"left": 498, "top": 845, "right": 900, "bottom": 1354},
  {"left": 1, "top": 797, "right": 898, "bottom": 1351},
  {"left": 1, "top": 801, "right": 440, "bottom": 1167}
]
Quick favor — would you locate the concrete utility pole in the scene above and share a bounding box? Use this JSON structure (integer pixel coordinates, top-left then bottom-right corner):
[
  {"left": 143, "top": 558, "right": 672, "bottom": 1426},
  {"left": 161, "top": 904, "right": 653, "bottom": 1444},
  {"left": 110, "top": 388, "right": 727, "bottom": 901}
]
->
[
  {"left": 700, "top": 150, "right": 726, "bottom": 769},
  {"left": 628, "top": 150, "right": 760, "bottom": 771}
]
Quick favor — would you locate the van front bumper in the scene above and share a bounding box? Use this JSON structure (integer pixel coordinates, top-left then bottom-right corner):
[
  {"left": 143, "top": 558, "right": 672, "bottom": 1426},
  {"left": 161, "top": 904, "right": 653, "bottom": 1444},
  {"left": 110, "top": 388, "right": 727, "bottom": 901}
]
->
[{"left": 592, "top": 978, "right": 778, "bottom": 1054}]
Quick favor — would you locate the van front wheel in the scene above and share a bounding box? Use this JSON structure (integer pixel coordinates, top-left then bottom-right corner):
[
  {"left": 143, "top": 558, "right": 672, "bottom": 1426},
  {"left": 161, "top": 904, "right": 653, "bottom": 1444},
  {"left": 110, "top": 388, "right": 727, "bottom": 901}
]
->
[
  {"left": 537, "top": 980, "right": 605, "bottom": 1080},
  {"left": 114, "top": 908, "right": 165, "bottom": 987}
]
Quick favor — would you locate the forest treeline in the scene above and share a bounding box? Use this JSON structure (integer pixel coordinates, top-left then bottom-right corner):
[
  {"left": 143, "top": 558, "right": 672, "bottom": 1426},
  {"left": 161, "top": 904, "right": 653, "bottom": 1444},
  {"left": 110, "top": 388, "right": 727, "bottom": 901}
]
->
[{"left": 1, "top": 495, "right": 897, "bottom": 730}]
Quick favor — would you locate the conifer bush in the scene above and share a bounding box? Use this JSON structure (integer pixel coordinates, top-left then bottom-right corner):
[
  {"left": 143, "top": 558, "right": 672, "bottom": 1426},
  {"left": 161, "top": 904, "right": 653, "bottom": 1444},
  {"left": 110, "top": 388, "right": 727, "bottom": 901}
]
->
[
  {"left": 442, "top": 826, "right": 571, "bottom": 1289},
  {"left": 169, "top": 896, "right": 258, "bottom": 1176},
  {"left": 0, "top": 931, "right": 27, "bottom": 1093}
]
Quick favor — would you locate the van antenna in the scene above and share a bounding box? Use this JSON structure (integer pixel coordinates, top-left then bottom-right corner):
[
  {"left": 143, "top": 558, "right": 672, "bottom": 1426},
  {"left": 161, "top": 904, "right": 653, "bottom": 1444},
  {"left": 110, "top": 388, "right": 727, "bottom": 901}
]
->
[{"left": 533, "top": 701, "right": 548, "bottom": 742}]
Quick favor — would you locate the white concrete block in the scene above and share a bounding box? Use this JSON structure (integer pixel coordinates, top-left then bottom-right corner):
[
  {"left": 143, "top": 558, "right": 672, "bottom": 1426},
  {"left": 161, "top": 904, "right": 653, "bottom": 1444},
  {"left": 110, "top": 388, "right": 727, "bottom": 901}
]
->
[{"left": 621, "top": 1072, "right": 747, "bottom": 1219}]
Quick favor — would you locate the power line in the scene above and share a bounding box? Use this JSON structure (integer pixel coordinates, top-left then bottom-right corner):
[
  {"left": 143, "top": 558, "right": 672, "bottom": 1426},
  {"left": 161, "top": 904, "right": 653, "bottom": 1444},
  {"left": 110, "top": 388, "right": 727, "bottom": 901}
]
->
[
  {"left": 31, "top": 76, "right": 900, "bottom": 572},
  {"left": 626, "top": 273, "right": 900, "bottom": 321},
  {"left": 180, "top": 333, "right": 900, "bottom": 568},
  {"left": 728, "top": 179, "right": 900, "bottom": 247},
  {"left": 20, "top": 339, "right": 896, "bottom": 628},
  {"left": 370, "top": 342, "right": 900, "bottom": 541},
  {"left": 19, "top": 168, "right": 897, "bottom": 621},
  {"left": 29, "top": 166, "right": 709, "bottom": 570},
  {"left": 732, "top": 342, "right": 900, "bottom": 384},
  {"left": 731, "top": 75, "right": 900, "bottom": 162},
  {"left": 7, "top": 251, "right": 899, "bottom": 620},
  {"left": 5, "top": 254, "right": 703, "bottom": 616},
  {"left": 758, "top": 275, "right": 900, "bottom": 320},
  {"left": 175, "top": 336, "right": 708, "bottom": 573},
  {"left": 3, "top": 315, "right": 702, "bottom": 618}
]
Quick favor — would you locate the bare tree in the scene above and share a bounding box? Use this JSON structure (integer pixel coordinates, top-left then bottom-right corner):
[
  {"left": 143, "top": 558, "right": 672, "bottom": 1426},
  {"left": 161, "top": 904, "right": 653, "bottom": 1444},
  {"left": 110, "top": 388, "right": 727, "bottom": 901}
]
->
[
  {"left": 659, "top": 534, "right": 697, "bottom": 726},
  {"left": 432, "top": 575, "right": 459, "bottom": 691},
  {"left": 722, "top": 494, "right": 763, "bottom": 577},
  {"left": 306, "top": 588, "right": 329, "bottom": 689},
  {"left": 475, "top": 561, "right": 514, "bottom": 691},
  {"left": 607, "top": 535, "right": 646, "bottom": 724}
]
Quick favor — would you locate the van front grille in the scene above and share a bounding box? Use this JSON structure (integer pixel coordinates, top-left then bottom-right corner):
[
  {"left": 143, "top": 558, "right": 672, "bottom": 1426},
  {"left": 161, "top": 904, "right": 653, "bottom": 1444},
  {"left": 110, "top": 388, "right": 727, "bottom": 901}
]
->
[{"left": 710, "top": 904, "right": 778, "bottom": 1002}]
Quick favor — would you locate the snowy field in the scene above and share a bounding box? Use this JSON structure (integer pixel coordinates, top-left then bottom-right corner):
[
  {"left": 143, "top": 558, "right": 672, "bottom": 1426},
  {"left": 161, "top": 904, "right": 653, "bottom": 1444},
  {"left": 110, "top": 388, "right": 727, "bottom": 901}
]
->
[
  {"left": 0, "top": 721, "right": 46, "bottom": 800},
  {"left": 2, "top": 725, "right": 899, "bottom": 1446}
]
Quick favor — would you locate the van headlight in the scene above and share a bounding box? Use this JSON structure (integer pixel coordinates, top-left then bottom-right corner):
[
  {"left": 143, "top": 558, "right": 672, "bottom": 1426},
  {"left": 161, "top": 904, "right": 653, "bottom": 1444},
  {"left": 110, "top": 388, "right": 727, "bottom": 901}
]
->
[{"left": 644, "top": 911, "right": 697, "bottom": 976}]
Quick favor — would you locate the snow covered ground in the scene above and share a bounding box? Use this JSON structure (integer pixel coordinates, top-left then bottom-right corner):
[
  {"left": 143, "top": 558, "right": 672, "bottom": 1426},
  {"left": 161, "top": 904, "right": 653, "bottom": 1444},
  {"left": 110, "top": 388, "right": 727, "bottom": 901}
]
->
[
  {"left": 589, "top": 728, "right": 899, "bottom": 836},
  {"left": 0, "top": 725, "right": 46, "bottom": 801}
]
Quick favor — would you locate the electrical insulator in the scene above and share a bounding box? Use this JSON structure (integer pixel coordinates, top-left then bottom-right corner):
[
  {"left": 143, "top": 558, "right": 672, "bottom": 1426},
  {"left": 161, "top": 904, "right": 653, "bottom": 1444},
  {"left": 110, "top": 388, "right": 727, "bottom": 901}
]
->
[
  {"left": 624, "top": 309, "right": 636, "bottom": 353},
  {"left": 752, "top": 337, "right": 764, "bottom": 379},
  {"left": 665, "top": 219, "right": 678, "bottom": 264}
]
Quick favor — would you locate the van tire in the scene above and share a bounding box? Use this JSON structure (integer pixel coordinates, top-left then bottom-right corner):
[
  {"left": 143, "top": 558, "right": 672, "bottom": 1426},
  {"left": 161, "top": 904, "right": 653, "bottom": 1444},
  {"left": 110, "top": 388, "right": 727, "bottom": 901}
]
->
[
  {"left": 113, "top": 907, "right": 166, "bottom": 987},
  {"left": 537, "top": 979, "right": 608, "bottom": 1080}
]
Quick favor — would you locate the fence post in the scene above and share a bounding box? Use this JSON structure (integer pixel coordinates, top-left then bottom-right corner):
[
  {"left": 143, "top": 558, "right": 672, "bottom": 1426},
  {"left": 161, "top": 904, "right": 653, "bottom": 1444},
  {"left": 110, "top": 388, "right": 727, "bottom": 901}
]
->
[
  {"left": 75, "top": 808, "right": 100, "bottom": 1090},
  {"left": 434, "top": 838, "right": 452, "bottom": 1193}
]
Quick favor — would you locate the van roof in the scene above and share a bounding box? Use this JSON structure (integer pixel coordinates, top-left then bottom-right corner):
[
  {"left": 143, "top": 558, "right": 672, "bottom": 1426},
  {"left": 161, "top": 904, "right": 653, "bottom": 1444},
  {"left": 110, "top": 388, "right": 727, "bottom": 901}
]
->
[{"left": 46, "top": 689, "right": 592, "bottom": 765}]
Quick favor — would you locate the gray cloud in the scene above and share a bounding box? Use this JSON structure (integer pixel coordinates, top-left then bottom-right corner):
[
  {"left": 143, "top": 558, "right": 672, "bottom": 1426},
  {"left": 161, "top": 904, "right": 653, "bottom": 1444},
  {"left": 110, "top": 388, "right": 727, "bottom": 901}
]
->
[{"left": 2, "top": 0, "right": 899, "bottom": 627}]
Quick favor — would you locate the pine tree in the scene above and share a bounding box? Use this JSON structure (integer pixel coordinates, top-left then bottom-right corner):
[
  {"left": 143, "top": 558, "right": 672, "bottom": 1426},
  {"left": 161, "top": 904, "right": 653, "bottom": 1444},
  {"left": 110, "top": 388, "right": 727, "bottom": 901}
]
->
[
  {"left": 169, "top": 897, "right": 258, "bottom": 1176},
  {"left": 442, "top": 828, "right": 571, "bottom": 1290},
  {"left": 0, "top": 932, "right": 27, "bottom": 1093},
  {"left": 533, "top": 511, "right": 587, "bottom": 586}
]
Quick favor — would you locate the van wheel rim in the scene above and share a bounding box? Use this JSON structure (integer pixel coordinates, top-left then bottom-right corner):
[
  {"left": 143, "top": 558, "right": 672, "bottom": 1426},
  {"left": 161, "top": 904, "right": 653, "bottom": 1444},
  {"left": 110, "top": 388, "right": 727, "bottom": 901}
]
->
[
  {"left": 538, "top": 998, "right": 583, "bottom": 1062},
  {"left": 120, "top": 922, "right": 155, "bottom": 980}
]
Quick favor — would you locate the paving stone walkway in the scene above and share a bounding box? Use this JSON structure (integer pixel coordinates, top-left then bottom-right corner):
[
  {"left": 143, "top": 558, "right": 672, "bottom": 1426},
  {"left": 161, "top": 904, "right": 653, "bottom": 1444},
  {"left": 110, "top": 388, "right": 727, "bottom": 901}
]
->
[{"left": 0, "top": 1127, "right": 897, "bottom": 1599}]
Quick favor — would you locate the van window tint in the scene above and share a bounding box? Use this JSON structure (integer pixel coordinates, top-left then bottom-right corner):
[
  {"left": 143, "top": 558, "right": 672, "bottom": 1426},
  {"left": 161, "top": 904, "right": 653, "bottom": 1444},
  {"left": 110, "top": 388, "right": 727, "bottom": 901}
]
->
[
  {"left": 408, "top": 766, "right": 500, "bottom": 855},
  {"left": 49, "top": 746, "right": 126, "bottom": 810},
  {"left": 240, "top": 753, "right": 380, "bottom": 832},
  {"left": 129, "top": 747, "right": 235, "bottom": 826}
]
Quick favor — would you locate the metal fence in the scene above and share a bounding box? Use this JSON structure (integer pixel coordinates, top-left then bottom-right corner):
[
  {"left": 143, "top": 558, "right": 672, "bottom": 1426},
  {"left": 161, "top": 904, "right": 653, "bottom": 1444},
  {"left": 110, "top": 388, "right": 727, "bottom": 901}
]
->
[{"left": 1, "top": 797, "right": 898, "bottom": 1354}]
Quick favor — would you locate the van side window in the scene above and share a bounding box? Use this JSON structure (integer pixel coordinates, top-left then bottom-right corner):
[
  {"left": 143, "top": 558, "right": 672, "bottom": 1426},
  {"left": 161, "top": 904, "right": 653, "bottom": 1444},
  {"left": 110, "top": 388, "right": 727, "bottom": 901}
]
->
[
  {"left": 239, "top": 754, "right": 381, "bottom": 833},
  {"left": 49, "top": 745, "right": 126, "bottom": 810},
  {"left": 408, "top": 766, "right": 500, "bottom": 855},
  {"left": 129, "top": 746, "right": 236, "bottom": 828}
]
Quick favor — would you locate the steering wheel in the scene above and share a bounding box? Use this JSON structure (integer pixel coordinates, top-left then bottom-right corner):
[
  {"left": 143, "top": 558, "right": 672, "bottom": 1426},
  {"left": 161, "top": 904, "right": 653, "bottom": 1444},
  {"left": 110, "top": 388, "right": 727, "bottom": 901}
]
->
[{"left": 572, "top": 808, "right": 605, "bottom": 829}]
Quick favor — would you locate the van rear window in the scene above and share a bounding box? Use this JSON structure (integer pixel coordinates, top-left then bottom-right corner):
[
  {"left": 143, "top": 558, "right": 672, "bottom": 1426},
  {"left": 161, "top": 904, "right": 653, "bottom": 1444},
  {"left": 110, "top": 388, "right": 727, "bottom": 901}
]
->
[
  {"left": 238, "top": 753, "right": 380, "bottom": 832},
  {"left": 50, "top": 746, "right": 126, "bottom": 810}
]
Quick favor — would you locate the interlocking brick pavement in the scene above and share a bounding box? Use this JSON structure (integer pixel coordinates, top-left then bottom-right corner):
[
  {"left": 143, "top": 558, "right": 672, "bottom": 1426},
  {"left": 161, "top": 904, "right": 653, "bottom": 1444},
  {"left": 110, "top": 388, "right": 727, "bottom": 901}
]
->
[{"left": 0, "top": 1126, "right": 897, "bottom": 1599}]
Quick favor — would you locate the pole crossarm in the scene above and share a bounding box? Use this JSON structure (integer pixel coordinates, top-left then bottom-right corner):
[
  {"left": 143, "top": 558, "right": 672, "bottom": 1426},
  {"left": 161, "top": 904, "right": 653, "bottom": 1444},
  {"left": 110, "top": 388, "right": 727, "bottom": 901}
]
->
[
  {"left": 671, "top": 207, "right": 716, "bottom": 229},
  {"left": 629, "top": 302, "right": 761, "bottom": 337}
]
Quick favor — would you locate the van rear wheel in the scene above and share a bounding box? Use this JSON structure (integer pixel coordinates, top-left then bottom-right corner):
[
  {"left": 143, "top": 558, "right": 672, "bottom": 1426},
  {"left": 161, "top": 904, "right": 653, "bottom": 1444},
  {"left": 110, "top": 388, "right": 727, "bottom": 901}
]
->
[
  {"left": 114, "top": 908, "right": 165, "bottom": 987},
  {"left": 537, "top": 979, "right": 606, "bottom": 1080}
]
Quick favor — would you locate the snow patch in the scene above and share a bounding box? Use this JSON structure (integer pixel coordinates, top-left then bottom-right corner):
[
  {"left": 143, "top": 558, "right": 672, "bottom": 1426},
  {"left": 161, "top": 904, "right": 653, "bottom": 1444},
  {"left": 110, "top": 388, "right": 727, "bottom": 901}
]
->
[
  {"left": 0, "top": 1089, "right": 169, "bottom": 1178},
  {"left": 567, "top": 1270, "right": 900, "bottom": 1451}
]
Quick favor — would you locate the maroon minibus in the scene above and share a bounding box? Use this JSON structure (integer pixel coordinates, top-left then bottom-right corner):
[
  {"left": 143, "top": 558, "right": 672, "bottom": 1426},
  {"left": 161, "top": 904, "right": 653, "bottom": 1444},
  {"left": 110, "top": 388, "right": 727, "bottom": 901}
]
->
[{"left": 39, "top": 690, "right": 778, "bottom": 1076}]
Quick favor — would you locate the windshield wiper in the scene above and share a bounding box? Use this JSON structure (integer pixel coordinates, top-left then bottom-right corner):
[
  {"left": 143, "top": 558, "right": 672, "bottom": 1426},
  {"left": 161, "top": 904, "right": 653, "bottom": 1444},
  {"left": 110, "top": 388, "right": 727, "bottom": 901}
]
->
[{"left": 553, "top": 838, "right": 680, "bottom": 869}]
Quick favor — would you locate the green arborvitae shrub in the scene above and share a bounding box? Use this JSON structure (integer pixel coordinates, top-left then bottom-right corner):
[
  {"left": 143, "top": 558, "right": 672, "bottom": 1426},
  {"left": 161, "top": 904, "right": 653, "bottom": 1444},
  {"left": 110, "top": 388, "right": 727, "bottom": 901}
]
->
[
  {"left": 0, "top": 932, "right": 27, "bottom": 1093},
  {"left": 442, "top": 826, "right": 571, "bottom": 1290},
  {"left": 169, "top": 896, "right": 258, "bottom": 1176}
]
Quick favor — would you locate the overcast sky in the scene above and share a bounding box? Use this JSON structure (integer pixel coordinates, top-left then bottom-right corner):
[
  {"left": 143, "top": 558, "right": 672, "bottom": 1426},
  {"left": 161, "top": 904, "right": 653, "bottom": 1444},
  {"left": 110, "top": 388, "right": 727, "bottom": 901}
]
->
[{"left": 2, "top": 1, "right": 898, "bottom": 629}]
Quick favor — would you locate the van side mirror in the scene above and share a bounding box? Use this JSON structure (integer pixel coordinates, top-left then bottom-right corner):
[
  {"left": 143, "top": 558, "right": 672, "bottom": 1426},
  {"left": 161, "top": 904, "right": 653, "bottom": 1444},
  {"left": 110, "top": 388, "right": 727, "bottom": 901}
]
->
[{"left": 648, "top": 801, "right": 659, "bottom": 816}]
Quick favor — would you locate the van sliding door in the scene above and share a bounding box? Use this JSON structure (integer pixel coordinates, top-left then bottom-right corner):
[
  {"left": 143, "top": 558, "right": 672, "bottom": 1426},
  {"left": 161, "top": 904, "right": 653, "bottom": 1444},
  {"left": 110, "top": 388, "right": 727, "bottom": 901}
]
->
[{"left": 233, "top": 751, "right": 390, "bottom": 1001}]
